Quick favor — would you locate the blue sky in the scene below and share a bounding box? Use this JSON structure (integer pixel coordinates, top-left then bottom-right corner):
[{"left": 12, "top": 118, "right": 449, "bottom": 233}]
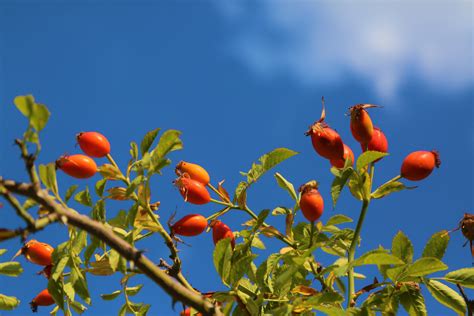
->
[{"left": 0, "top": 1, "right": 473, "bottom": 315}]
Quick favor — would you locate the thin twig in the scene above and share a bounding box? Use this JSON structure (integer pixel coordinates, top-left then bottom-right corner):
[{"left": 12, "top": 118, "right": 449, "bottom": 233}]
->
[
  {"left": 457, "top": 284, "right": 473, "bottom": 316},
  {"left": 1, "top": 189, "right": 36, "bottom": 227}
]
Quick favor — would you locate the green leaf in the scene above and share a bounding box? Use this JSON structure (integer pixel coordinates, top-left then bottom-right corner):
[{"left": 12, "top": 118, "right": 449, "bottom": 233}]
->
[
  {"left": 356, "top": 151, "right": 388, "bottom": 171},
  {"left": 51, "top": 241, "right": 69, "bottom": 281},
  {"left": 0, "top": 249, "right": 6, "bottom": 257},
  {"left": 347, "top": 173, "right": 364, "bottom": 201},
  {"left": 39, "top": 163, "right": 59, "bottom": 196},
  {"left": 152, "top": 129, "right": 183, "bottom": 159},
  {"left": 399, "top": 288, "right": 427, "bottom": 316},
  {"left": 71, "top": 230, "right": 88, "bottom": 256},
  {"left": 371, "top": 181, "right": 415, "bottom": 199},
  {"left": 98, "top": 164, "right": 123, "bottom": 180},
  {"left": 125, "top": 284, "right": 143, "bottom": 296},
  {"left": 14, "top": 95, "right": 50, "bottom": 131},
  {"left": 271, "top": 207, "right": 291, "bottom": 216},
  {"left": 274, "top": 172, "right": 297, "bottom": 201},
  {"left": 0, "top": 262, "right": 23, "bottom": 277},
  {"left": 48, "top": 277, "right": 65, "bottom": 310},
  {"left": 140, "top": 128, "right": 161, "bottom": 156},
  {"left": 426, "top": 279, "right": 466, "bottom": 315},
  {"left": 70, "top": 300, "right": 87, "bottom": 314},
  {"left": 74, "top": 187, "right": 92, "bottom": 207},
  {"left": 405, "top": 257, "right": 447, "bottom": 277},
  {"left": 246, "top": 148, "right": 298, "bottom": 184},
  {"left": 213, "top": 238, "right": 233, "bottom": 287},
  {"left": 95, "top": 179, "right": 107, "bottom": 197},
  {"left": 422, "top": 231, "right": 450, "bottom": 260},
  {"left": 353, "top": 250, "right": 404, "bottom": 266},
  {"left": 443, "top": 268, "right": 474, "bottom": 289},
  {"left": 22, "top": 198, "right": 37, "bottom": 210},
  {"left": 126, "top": 175, "right": 144, "bottom": 196},
  {"left": 0, "top": 293, "right": 20, "bottom": 310},
  {"left": 71, "top": 264, "right": 91, "bottom": 304},
  {"left": 326, "top": 214, "right": 353, "bottom": 226},
  {"left": 108, "top": 249, "right": 120, "bottom": 272},
  {"left": 100, "top": 290, "right": 122, "bottom": 300},
  {"left": 65, "top": 185, "right": 79, "bottom": 203},
  {"left": 392, "top": 231, "right": 414, "bottom": 264},
  {"left": 331, "top": 167, "right": 354, "bottom": 207}
]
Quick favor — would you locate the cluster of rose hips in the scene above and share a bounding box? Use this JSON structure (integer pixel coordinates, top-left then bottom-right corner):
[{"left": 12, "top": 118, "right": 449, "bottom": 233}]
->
[
  {"left": 300, "top": 101, "right": 441, "bottom": 224},
  {"left": 56, "top": 132, "right": 111, "bottom": 178},
  {"left": 172, "top": 161, "right": 236, "bottom": 249},
  {"left": 13, "top": 240, "right": 55, "bottom": 312},
  {"left": 55, "top": 132, "right": 236, "bottom": 248}
]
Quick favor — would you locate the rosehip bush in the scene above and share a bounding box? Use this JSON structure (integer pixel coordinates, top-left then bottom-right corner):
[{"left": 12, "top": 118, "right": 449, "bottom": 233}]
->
[{"left": 0, "top": 95, "right": 473, "bottom": 316}]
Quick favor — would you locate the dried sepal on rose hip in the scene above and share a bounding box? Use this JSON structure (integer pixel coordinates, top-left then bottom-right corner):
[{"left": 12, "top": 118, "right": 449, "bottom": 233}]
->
[
  {"left": 171, "top": 214, "right": 208, "bottom": 237},
  {"left": 299, "top": 181, "right": 324, "bottom": 223},
  {"left": 349, "top": 103, "right": 380, "bottom": 146},
  {"left": 76, "top": 131, "right": 111, "bottom": 158},
  {"left": 211, "top": 220, "right": 235, "bottom": 249},
  {"left": 175, "top": 161, "right": 210, "bottom": 186},
  {"left": 30, "top": 289, "right": 55, "bottom": 312},
  {"left": 330, "top": 144, "right": 354, "bottom": 169},
  {"left": 38, "top": 264, "right": 53, "bottom": 279},
  {"left": 305, "top": 98, "right": 344, "bottom": 160},
  {"left": 56, "top": 154, "right": 97, "bottom": 179},
  {"left": 400, "top": 150, "right": 441, "bottom": 181},
  {"left": 13, "top": 240, "right": 54, "bottom": 266},
  {"left": 174, "top": 174, "right": 211, "bottom": 205}
]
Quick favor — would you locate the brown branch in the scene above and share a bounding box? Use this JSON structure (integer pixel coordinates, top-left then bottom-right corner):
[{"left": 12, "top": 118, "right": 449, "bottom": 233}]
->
[
  {"left": 0, "top": 177, "right": 222, "bottom": 316},
  {"left": 1, "top": 189, "right": 36, "bottom": 227},
  {"left": 15, "top": 139, "right": 40, "bottom": 190},
  {"left": 351, "top": 278, "right": 387, "bottom": 306},
  {"left": 457, "top": 284, "right": 474, "bottom": 316}
]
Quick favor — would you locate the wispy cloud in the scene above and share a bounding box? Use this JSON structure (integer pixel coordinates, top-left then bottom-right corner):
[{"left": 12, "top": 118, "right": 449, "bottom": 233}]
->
[{"left": 215, "top": 1, "right": 473, "bottom": 100}]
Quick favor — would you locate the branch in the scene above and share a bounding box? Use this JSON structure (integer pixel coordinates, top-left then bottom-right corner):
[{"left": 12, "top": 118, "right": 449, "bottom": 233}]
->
[
  {"left": 1, "top": 188, "right": 36, "bottom": 227},
  {"left": 457, "top": 284, "right": 474, "bottom": 316},
  {"left": 15, "top": 139, "right": 40, "bottom": 190},
  {"left": 0, "top": 212, "right": 59, "bottom": 242},
  {"left": 0, "top": 178, "right": 222, "bottom": 316}
]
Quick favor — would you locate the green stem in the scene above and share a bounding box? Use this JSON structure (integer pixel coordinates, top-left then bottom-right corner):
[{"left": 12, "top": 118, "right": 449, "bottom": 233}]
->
[
  {"left": 207, "top": 183, "right": 229, "bottom": 202},
  {"left": 309, "top": 221, "right": 315, "bottom": 249},
  {"left": 347, "top": 163, "right": 375, "bottom": 307}
]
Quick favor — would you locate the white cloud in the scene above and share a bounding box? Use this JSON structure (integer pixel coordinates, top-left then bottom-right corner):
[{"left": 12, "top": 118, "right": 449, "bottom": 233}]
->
[{"left": 216, "top": 0, "right": 473, "bottom": 100}]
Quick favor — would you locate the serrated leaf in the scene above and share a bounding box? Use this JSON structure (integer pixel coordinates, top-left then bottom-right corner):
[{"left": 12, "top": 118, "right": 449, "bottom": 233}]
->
[
  {"left": 100, "top": 290, "right": 122, "bottom": 300},
  {"left": 0, "top": 262, "right": 23, "bottom": 277},
  {"left": 152, "top": 129, "right": 183, "bottom": 159},
  {"left": 95, "top": 179, "right": 107, "bottom": 197},
  {"left": 443, "top": 268, "right": 474, "bottom": 289},
  {"left": 70, "top": 264, "right": 91, "bottom": 304},
  {"left": 70, "top": 300, "right": 87, "bottom": 314},
  {"left": 98, "top": 164, "right": 123, "bottom": 180},
  {"left": 422, "top": 231, "right": 450, "bottom": 260},
  {"left": 106, "top": 187, "right": 130, "bottom": 200},
  {"left": 399, "top": 288, "right": 427, "bottom": 316},
  {"left": 347, "top": 173, "right": 364, "bottom": 201},
  {"left": 246, "top": 148, "right": 298, "bottom": 184},
  {"left": 274, "top": 172, "right": 297, "bottom": 201},
  {"left": 356, "top": 151, "right": 388, "bottom": 171},
  {"left": 0, "top": 293, "right": 20, "bottom": 310},
  {"left": 331, "top": 167, "right": 354, "bottom": 207},
  {"left": 140, "top": 128, "right": 161, "bottom": 156},
  {"left": 426, "top": 279, "right": 466, "bottom": 315},
  {"left": 405, "top": 257, "right": 447, "bottom": 277},
  {"left": 213, "top": 238, "right": 233, "bottom": 286},
  {"left": 392, "top": 231, "right": 414, "bottom": 264},
  {"left": 353, "top": 250, "right": 404, "bottom": 266},
  {"left": 65, "top": 185, "right": 79, "bottom": 203},
  {"left": 371, "top": 181, "right": 415, "bottom": 199},
  {"left": 74, "top": 187, "right": 92, "bottom": 207},
  {"left": 326, "top": 214, "right": 353, "bottom": 226},
  {"left": 71, "top": 230, "right": 87, "bottom": 256},
  {"left": 108, "top": 250, "right": 120, "bottom": 272},
  {"left": 39, "top": 163, "right": 59, "bottom": 196},
  {"left": 126, "top": 175, "right": 144, "bottom": 196},
  {"left": 14, "top": 95, "right": 50, "bottom": 131},
  {"left": 48, "top": 277, "right": 64, "bottom": 309}
]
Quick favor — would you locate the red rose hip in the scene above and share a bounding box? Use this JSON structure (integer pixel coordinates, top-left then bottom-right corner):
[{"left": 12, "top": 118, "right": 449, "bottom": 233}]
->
[
  {"left": 299, "top": 181, "right": 324, "bottom": 222},
  {"left": 76, "top": 132, "right": 111, "bottom": 158},
  {"left": 401, "top": 150, "right": 440, "bottom": 181},
  {"left": 171, "top": 214, "right": 208, "bottom": 237},
  {"left": 56, "top": 154, "right": 97, "bottom": 179}
]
